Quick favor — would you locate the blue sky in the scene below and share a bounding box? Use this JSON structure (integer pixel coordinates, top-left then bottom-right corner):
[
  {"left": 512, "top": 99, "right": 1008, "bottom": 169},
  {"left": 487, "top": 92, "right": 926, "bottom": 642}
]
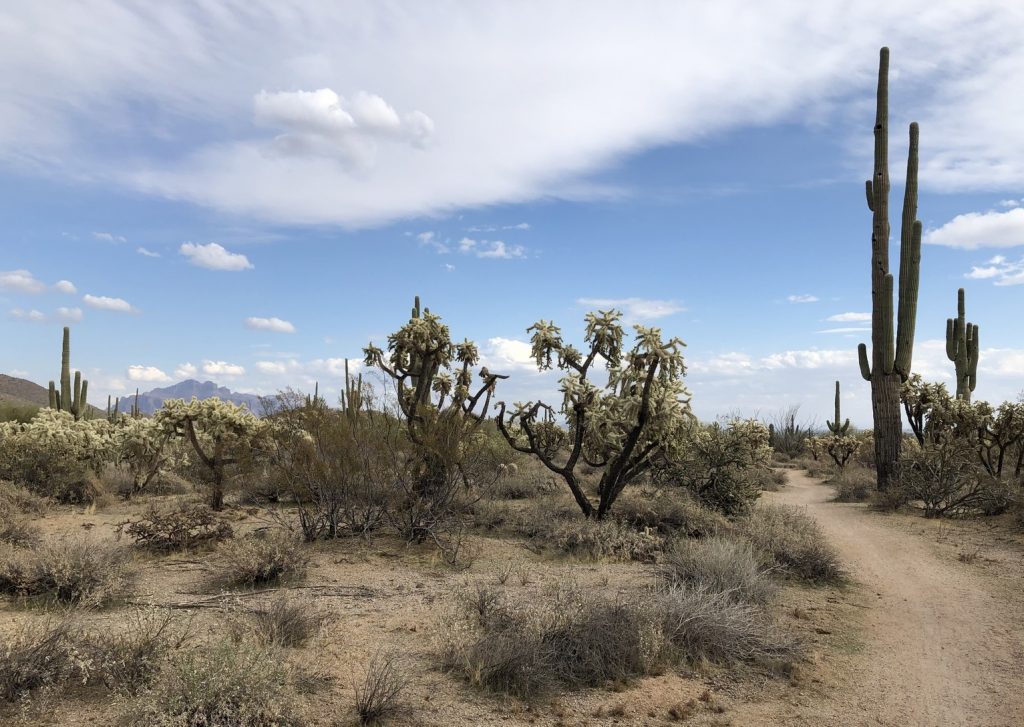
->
[{"left": 2, "top": 1, "right": 1023, "bottom": 427}]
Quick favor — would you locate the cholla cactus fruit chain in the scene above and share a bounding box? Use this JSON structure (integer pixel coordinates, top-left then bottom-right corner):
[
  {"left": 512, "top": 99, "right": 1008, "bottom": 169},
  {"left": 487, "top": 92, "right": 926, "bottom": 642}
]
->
[
  {"left": 856, "top": 48, "right": 923, "bottom": 491},
  {"left": 827, "top": 381, "right": 851, "bottom": 436},
  {"left": 945, "top": 288, "right": 979, "bottom": 402}
]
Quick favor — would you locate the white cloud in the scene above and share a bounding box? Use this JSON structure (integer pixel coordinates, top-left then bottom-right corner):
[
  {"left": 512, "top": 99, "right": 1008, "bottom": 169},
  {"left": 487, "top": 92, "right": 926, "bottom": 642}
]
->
[
  {"left": 92, "top": 231, "right": 126, "bottom": 243},
  {"left": 202, "top": 360, "right": 245, "bottom": 377},
  {"left": 137, "top": 247, "right": 161, "bottom": 257},
  {"left": 467, "top": 222, "right": 531, "bottom": 232},
  {"left": 826, "top": 311, "right": 870, "bottom": 322},
  {"left": 0, "top": 269, "right": 46, "bottom": 294},
  {"left": 179, "top": 242, "right": 253, "bottom": 271},
  {"left": 83, "top": 294, "right": 138, "bottom": 313},
  {"left": 481, "top": 337, "right": 537, "bottom": 372},
  {"left": 127, "top": 365, "right": 171, "bottom": 383},
  {"left": 965, "top": 254, "right": 1024, "bottom": 285},
  {"left": 255, "top": 361, "right": 289, "bottom": 375},
  {"left": 7, "top": 3, "right": 1021, "bottom": 226},
  {"left": 174, "top": 362, "right": 197, "bottom": 379},
  {"left": 787, "top": 294, "right": 819, "bottom": 304},
  {"left": 999, "top": 199, "right": 1022, "bottom": 208},
  {"left": 576, "top": 297, "right": 685, "bottom": 321},
  {"left": 818, "top": 327, "right": 871, "bottom": 334},
  {"left": 415, "top": 231, "right": 449, "bottom": 253},
  {"left": 924, "top": 207, "right": 1024, "bottom": 249},
  {"left": 456, "top": 237, "right": 526, "bottom": 259},
  {"left": 54, "top": 279, "right": 77, "bottom": 294},
  {"left": 9, "top": 308, "right": 46, "bottom": 322},
  {"left": 251, "top": 88, "right": 432, "bottom": 166},
  {"left": 56, "top": 306, "right": 83, "bottom": 322},
  {"left": 245, "top": 316, "right": 296, "bottom": 333}
]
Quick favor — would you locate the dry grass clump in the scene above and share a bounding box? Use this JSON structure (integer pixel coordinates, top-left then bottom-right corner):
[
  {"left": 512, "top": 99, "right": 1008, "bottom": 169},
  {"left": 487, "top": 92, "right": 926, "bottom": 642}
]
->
[
  {"left": 0, "top": 481, "right": 46, "bottom": 547},
  {"left": 832, "top": 466, "right": 875, "bottom": 503},
  {"left": 129, "top": 638, "right": 300, "bottom": 727},
  {"left": 231, "top": 593, "right": 327, "bottom": 648},
  {"left": 0, "top": 618, "right": 85, "bottom": 703},
  {"left": 354, "top": 650, "right": 407, "bottom": 725},
  {"left": 742, "top": 505, "right": 843, "bottom": 583},
  {"left": 209, "top": 531, "right": 307, "bottom": 589},
  {"left": 116, "top": 503, "right": 234, "bottom": 553},
  {"left": 439, "top": 580, "right": 798, "bottom": 699},
  {"left": 84, "top": 608, "right": 190, "bottom": 696},
  {"left": 0, "top": 480, "right": 48, "bottom": 516},
  {"left": 658, "top": 536, "right": 776, "bottom": 605},
  {"left": 0, "top": 535, "right": 135, "bottom": 607},
  {"left": 612, "top": 489, "right": 730, "bottom": 537},
  {"left": 548, "top": 519, "right": 665, "bottom": 562}
]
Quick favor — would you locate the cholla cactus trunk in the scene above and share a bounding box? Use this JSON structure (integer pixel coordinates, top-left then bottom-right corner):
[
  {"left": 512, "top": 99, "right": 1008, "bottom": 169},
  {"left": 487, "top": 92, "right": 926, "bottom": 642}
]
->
[
  {"left": 857, "top": 48, "right": 922, "bottom": 492},
  {"left": 945, "top": 288, "right": 979, "bottom": 402},
  {"left": 826, "top": 381, "right": 851, "bottom": 435}
]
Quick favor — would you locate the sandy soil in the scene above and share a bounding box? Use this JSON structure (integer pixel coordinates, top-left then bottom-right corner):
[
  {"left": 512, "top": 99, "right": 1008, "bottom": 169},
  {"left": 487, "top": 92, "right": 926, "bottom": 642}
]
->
[
  {"left": 728, "top": 469, "right": 1024, "bottom": 727},
  {"left": 3, "top": 472, "right": 1023, "bottom": 726}
]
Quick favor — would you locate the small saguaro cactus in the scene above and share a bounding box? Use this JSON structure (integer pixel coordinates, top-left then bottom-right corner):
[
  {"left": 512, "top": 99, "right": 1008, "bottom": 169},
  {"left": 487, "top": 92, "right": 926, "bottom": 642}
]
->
[
  {"left": 341, "top": 358, "right": 364, "bottom": 421},
  {"left": 47, "top": 326, "right": 89, "bottom": 420},
  {"left": 945, "top": 288, "right": 979, "bottom": 402},
  {"left": 826, "top": 381, "right": 851, "bottom": 436},
  {"left": 857, "top": 47, "right": 923, "bottom": 491}
]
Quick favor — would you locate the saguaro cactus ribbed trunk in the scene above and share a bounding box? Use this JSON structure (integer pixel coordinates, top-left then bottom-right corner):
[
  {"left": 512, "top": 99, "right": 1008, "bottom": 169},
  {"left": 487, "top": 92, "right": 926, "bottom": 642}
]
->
[
  {"left": 945, "top": 288, "right": 979, "bottom": 402},
  {"left": 857, "top": 48, "right": 922, "bottom": 492}
]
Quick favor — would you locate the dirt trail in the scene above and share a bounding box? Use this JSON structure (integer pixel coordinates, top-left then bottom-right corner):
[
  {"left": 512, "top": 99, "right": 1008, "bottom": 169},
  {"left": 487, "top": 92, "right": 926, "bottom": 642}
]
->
[{"left": 758, "top": 469, "right": 1024, "bottom": 727}]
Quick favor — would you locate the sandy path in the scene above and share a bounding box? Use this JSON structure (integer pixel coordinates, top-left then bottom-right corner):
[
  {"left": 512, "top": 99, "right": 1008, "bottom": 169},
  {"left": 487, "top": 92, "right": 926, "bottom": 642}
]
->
[{"left": 764, "top": 469, "right": 1024, "bottom": 727}]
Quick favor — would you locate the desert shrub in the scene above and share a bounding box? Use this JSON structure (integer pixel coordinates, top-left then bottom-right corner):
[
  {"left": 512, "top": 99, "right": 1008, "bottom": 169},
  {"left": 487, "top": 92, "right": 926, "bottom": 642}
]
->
[
  {"left": 832, "top": 466, "right": 875, "bottom": 502},
  {"left": 266, "top": 393, "right": 395, "bottom": 541},
  {"left": 0, "top": 410, "right": 114, "bottom": 503},
  {"left": 767, "top": 406, "right": 814, "bottom": 459},
  {"left": 440, "top": 581, "right": 797, "bottom": 699},
  {"left": 664, "top": 419, "right": 772, "bottom": 515},
  {"left": 741, "top": 505, "right": 843, "bottom": 583},
  {"left": 0, "top": 618, "right": 88, "bottom": 703},
  {"left": 799, "top": 457, "right": 834, "bottom": 479},
  {"left": 210, "top": 531, "right": 307, "bottom": 588},
  {"left": 111, "top": 416, "right": 178, "bottom": 496},
  {"left": 757, "top": 469, "right": 788, "bottom": 492},
  {"left": 0, "top": 516, "right": 40, "bottom": 547},
  {"left": 116, "top": 503, "right": 234, "bottom": 552},
  {"left": 0, "top": 535, "right": 135, "bottom": 607},
  {"left": 354, "top": 650, "right": 407, "bottom": 725},
  {"left": 232, "top": 593, "right": 327, "bottom": 648},
  {"left": 549, "top": 519, "right": 665, "bottom": 562},
  {"left": 0, "top": 480, "right": 48, "bottom": 516},
  {"left": 130, "top": 638, "right": 299, "bottom": 727},
  {"left": 898, "top": 440, "right": 1008, "bottom": 517},
  {"left": 612, "top": 489, "right": 730, "bottom": 537},
  {"left": 84, "top": 608, "right": 189, "bottom": 696},
  {"left": 658, "top": 537, "right": 775, "bottom": 605}
]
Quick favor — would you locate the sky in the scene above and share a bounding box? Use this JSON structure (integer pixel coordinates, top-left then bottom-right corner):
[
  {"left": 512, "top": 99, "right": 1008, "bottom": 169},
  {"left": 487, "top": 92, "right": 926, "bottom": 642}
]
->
[{"left": 1, "top": 1, "right": 1023, "bottom": 428}]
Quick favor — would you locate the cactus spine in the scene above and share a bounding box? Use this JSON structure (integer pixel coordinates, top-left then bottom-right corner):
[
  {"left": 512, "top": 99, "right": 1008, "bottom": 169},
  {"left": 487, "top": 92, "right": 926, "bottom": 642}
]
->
[
  {"left": 857, "top": 48, "right": 922, "bottom": 491},
  {"left": 826, "top": 381, "right": 851, "bottom": 435},
  {"left": 945, "top": 288, "right": 979, "bottom": 402},
  {"left": 48, "top": 326, "right": 89, "bottom": 420}
]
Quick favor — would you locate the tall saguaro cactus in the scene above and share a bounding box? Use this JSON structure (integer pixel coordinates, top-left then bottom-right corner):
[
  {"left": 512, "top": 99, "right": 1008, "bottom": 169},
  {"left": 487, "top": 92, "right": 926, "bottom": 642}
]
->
[
  {"left": 826, "top": 381, "right": 850, "bottom": 435},
  {"left": 945, "top": 288, "right": 979, "bottom": 401},
  {"left": 47, "top": 326, "right": 89, "bottom": 420},
  {"left": 857, "top": 48, "right": 923, "bottom": 491}
]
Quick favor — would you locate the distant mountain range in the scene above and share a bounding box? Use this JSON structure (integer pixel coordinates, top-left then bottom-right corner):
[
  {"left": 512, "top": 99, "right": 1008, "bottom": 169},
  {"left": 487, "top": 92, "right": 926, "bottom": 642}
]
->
[{"left": 116, "top": 380, "right": 264, "bottom": 415}]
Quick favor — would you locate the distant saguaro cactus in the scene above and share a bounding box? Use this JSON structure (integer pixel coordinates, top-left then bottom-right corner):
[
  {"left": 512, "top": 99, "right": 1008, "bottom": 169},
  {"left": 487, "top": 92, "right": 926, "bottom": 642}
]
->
[
  {"left": 47, "top": 326, "right": 89, "bottom": 420},
  {"left": 857, "top": 47, "right": 923, "bottom": 491},
  {"left": 826, "top": 381, "right": 850, "bottom": 436},
  {"left": 945, "top": 288, "right": 979, "bottom": 402}
]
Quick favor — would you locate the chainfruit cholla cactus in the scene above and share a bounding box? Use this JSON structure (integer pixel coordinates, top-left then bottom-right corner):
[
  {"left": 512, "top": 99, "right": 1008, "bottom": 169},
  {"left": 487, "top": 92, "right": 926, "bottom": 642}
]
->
[{"left": 496, "top": 309, "right": 692, "bottom": 519}]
